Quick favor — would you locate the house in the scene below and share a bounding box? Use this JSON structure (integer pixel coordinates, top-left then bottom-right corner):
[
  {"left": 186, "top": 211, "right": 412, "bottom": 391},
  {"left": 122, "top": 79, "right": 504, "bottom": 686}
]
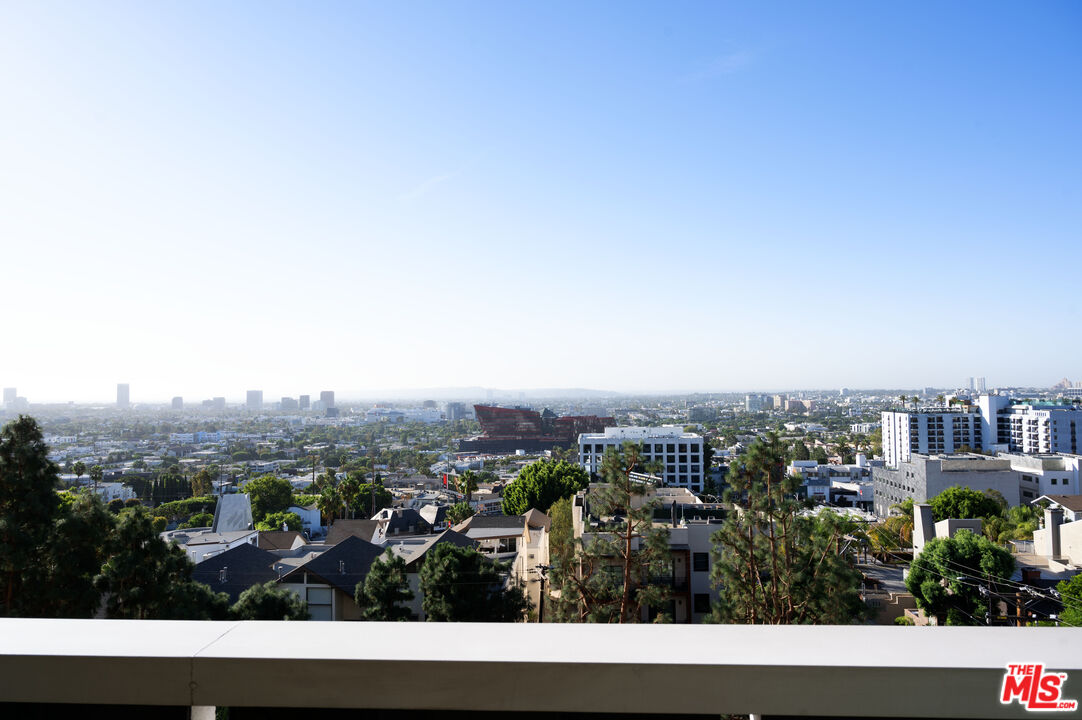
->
[
  {"left": 164, "top": 529, "right": 259, "bottom": 563},
  {"left": 257, "top": 531, "right": 308, "bottom": 552},
  {"left": 371, "top": 508, "right": 431, "bottom": 542},
  {"left": 418, "top": 504, "right": 450, "bottom": 532},
  {"left": 1034, "top": 495, "right": 1082, "bottom": 523},
  {"left": 278, "top": 536, "right": 385, "bottom": 620},
  {"left": 384, "top": 530, "right": 478, "bottom": 620},
  {"left": 325, "top": 519, "right": 379, "bottom": 546},
  {"left": 453, "top": 511, "right": 553, "bottom": 613},
  {"left": 286, "top": 503, "right": 321, "bottom": 536},
  {"left": 192, "top": 543, "right": 280, "bottom": 602}
]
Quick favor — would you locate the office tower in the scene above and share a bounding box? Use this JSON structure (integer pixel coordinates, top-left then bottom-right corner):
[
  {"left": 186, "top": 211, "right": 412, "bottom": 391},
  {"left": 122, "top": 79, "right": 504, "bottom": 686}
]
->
[
  {"left": 117, "top": 384, "right": 130, "bottom": 408},
  {"left": 2, "top": 388, "right": 15, "bottom": 405},
  {"left": 299, "top": 395, "right": 311, "bottom": 410},
  {"left": 171, "top": 397, "right": 183, "bottom": 410},
  {"left": 212, "top": 397, "right": 226, "bottom": 411},
  {"left": 320, "top": 390, "right": 335, "bottom": 409},
  {"left": 246, "top": 390, "right": 263, "bottom": 410},
  {"left": 444, "top": 402, "right": 467, "bottom": 421},
  {"left": 280, "top": 396, "right": 299, "bottom": 411},
  {"left": 579, "top": 426, "right": 707, "bottom": 492}
]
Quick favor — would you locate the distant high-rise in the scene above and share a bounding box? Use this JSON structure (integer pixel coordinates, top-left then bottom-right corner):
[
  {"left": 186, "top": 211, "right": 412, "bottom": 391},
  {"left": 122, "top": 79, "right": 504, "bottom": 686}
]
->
[
  {"left": 3, "top": 388, "right": 15, "bottom": 405},
  {"left": 212, "top": 397, "right": 226, "bottom": 411},
  {"left": 246, "top": 390, "right": 263, "bottom": 410},
  {"left": 444, "top": 402, "right": 467, "bottom": 421},
  {"left": 320, "top": 390, "right": 335, "bottom": 409},
  {"left": 117, "top": 383, "right": 130, "bottom": 408},
  {"left": 280, "top": 396, "right": 299, "bottom": 411},
  {"left": 299, "top": 395, "right": 311, "bottom": 410},
  {"left": 171, "top": 396, "right": 183, "bottom": 410}
]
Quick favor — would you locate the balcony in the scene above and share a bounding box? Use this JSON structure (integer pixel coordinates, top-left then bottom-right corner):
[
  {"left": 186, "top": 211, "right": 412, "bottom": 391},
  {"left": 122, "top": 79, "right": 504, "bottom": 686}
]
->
[{"left": 2, "top": 619, "right": 1080, "bottom": 719}]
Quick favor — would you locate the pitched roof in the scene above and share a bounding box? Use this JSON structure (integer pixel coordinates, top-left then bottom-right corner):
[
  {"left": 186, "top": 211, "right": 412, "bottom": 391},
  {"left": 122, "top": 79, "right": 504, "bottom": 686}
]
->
[
  {"left": 257, "top": 531, "right": 306, "bottom": 551},
  {"left": 458, "top": 514, "right": 525, "bottom": 530},
  {"left": 325, "top": 519, "right": 378, "bottom": 546},
  {"left": 387, "top": 529, "right": 478, "bottom": 571},
  {"left": 192, "top": 543, "right": 279, "bottom": 602},
  {"left": 523, "top": 508, "right": 551, "bottom": 531},
  {"left": 280, "top": 535, "right": 385, "bottom": 595},
  {"left": 1036, "top": 495, "right": 1082, "bottom": 512}
]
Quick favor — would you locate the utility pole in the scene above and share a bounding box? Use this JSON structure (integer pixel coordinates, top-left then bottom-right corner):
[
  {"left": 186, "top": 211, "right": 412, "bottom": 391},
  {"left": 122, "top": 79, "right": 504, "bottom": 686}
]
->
[{"left": 536, "top": 564, "right": 550, "bottom": 623}]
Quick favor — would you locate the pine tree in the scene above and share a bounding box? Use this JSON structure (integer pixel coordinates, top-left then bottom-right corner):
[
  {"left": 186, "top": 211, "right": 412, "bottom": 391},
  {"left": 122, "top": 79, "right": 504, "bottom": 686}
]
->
[
  {"left": 0, "top": 416, "right": 61, "bottom": 615},
  {"left": 230, "top": 581, "right": 308, "bottom": 620},
  {"left": 710, "top": 432, "right": 866, "bottom": 624},
  {"left": 553, "top": 442, "right": 671, "bottom": 623},
  {"left": 419, "top": 543, "right": 530, "bottom": 622},
  {"left": 355, "top": 549, "right": 414, "bottom": 621}
]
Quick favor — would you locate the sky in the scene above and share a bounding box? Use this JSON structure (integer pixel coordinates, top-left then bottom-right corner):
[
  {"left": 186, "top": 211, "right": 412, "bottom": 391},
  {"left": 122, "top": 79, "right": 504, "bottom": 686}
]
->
[{"left": 1, "top": 1, "right": 1080, "bottom": 403}]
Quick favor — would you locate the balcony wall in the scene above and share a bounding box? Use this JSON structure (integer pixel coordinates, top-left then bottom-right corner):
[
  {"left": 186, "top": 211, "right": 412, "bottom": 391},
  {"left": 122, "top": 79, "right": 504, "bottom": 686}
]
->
[{"left": 1, "top": 619, "right": 1080, "bottom": 718}]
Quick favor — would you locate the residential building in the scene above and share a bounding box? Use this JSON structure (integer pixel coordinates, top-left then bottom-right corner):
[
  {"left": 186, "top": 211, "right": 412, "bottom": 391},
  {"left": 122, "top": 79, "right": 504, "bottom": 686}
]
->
[
  {"left": 881, "top": 407, "right": 982, "bottom": 468},
  {"left": 1005, "top": 454, "right": 1081, "bottom": 502},
  {"left": 1035, "top": 495, "right": 1082, "bottom": 523},
  {"left": 981, "top": 395, "right": 1082, "bottom": 455},
  {"left": 579, "top": 426, "right": 706, "bottom": 492},
  {"left": 744, "top": 394, "right": 765, "bottom": 413},
  {"left": 117, "top": 383, "right": 130, "bottom": 408},
  {"left": 873, "top": 454, "right": 1021, "bottom": 516},
  {"left": 246, "top": 390, "right": 263, "bottom": 411},
  {"left": 278, "top": 536, "right": 385, "bottom": 620}
]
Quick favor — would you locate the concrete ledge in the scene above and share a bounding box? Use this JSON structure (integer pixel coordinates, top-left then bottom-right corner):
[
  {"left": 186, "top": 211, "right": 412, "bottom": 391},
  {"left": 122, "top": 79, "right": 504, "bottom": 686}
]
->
[{"left": 2, "top": 619, "right": 1080, "bottom": 718}]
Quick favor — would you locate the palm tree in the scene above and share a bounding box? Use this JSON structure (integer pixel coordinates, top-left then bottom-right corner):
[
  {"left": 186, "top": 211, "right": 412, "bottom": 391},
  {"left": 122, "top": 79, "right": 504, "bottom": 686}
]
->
[
  {"left": 316, "top": 484, "right": 343, "bottom": 527},
  {"left": 72, "top": 461, "right": 86, "bottom": 485},
  {"left": 457, "top": 470, "right": 479, "bottom": 504},
  {"left": 935, "top": 394, "right": 945, "bottom": 406}
]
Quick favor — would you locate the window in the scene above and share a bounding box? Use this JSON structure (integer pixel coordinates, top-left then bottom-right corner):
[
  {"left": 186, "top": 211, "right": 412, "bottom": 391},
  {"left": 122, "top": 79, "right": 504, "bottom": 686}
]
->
[
  {"left": 1052, "top": 478, "right": 1058, "bottom": 485},
  {"left": 694, "top": 593, "right": 711, "bottom": 614},
  {"left": 693, "top": 552, "right": 709, "bottom": 572},
  {"left": 497, "top": 537, "right": 518, "bottom": 554},
  {"left": 306, "top": 587, "right": 333, "bottom": 621}
]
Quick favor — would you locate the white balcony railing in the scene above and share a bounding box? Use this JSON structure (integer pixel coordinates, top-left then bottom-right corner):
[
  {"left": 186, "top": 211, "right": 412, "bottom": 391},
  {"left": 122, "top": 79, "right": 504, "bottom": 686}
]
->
[{"left": 1, "top": 619, "right": 1080, "bottom": 718}]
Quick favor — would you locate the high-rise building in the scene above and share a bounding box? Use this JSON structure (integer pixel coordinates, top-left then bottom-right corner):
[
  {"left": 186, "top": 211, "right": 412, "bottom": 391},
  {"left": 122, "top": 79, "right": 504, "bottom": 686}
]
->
[
  {"left": 319, "top": 391, "right": 335, "bottom": 409},
  {"left": 2, "top": 388, "right": 15, "bottom": 405},
  {"left": 299, "top": 395, "right": 311, "bottom": 410},
  {"left": 745, "top": 394, "right": 764, "bottom": 413},
  {"left": 881, "top": 408, "right": 982, "bottom": 467},
  {"left": 117, "top": 384, "right": 130, "bottom": 408},
  {"left": 246, "top": 390, "right": 263, "bottom": 411},
  {"left": 444, "top": 402, "right": 467, "bottom": 421},
  {"left": 171, "top": 397, "right": 183, "bottom": 410},
  {"left": 212, "top": 397, "right": 226, "bottom": 411},
  {"left": 280, "top": 396, "right": 299, "bottom": 411}
]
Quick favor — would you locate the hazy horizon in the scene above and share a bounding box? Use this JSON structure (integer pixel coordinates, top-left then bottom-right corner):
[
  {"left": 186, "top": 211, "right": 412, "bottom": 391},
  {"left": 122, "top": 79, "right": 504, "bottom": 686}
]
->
[{"left": 2, "top": 2, "right": 1079, "bottom": 403}]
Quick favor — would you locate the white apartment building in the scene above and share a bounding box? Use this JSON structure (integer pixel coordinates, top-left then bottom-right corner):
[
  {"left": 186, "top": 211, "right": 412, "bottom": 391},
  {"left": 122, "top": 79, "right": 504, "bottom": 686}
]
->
[
  {"left": 579, "top": 426, "right": 705, "bottom": 492},
  {"left": 881, "top": 408, "right": 982, "bottom": 468}
]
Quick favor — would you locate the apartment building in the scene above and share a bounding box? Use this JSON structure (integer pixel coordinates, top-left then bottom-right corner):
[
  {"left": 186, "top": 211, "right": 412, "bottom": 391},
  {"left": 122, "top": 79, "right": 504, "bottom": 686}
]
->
[
  {"left": 578, "top": 426, "right": 705, "bottom": 492},
  {"left": 883, "top": 397, "right": 1082, "bottom": 468}
]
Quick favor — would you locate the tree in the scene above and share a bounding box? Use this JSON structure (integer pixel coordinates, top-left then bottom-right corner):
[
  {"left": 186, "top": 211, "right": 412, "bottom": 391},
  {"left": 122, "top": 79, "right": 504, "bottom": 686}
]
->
[
  {"left": 230, "top": 581, "right": 309, "bottom": 620},
  {"left": 419, "top": 543, "right": 530, "bottom": 622},
  {"left": 38, "top": 493, "right": 116, "bottom": 618},
  {"left": 256, "top": 511, "right": 303, "bottom": 532},
  {"left": 89, "top": 465, "right": 103, "bottom": 495},
  {"left": 790, "top": 441, "right": 810, "bottom": 462},
  {"left": 191, "top": 468, "right": 214, "bottom": 498},
  {"left": 446, "top": 502, "right": 475, "bottom": 526},
  {"left": 0, "top": 416, "right": 61, "bottom": 616},
  {"left": 1056, "top": 574, "right": 1082, "bottom": 627},
  {"left": 95, "top": 507, "right": 227, "bottom": 619},
  {"left": 242, "top": 474, "right": 293, "bottom": 523},
  {"left": 929, "top": 486, "right": 1002, "bottom": 521},
  {"left": 72, "top": 461, "right": 87, "bottom": 482},
  {"left": 709, "top": 432, "right": 866, "bottom": 624},
  {"left": 355, "top": 549, "right": 414, "bottom": 621},
  {"left": 457, "top": 469, "right": 479, "bottom": 504},
  {"left": 906, "top": 529, "right": 1015, "bottom": 625},
  {"left": 316, "top": 482, "right": 344, "bottom": 526},
  {"left": 811, "top": 446, "right": 828, "bottom": 464},
  {"left": 502, "top": 460, "right": 589, "bottom": 515},
  {"left": 553, "top": 443, "right": 671, "bottom": 623}
]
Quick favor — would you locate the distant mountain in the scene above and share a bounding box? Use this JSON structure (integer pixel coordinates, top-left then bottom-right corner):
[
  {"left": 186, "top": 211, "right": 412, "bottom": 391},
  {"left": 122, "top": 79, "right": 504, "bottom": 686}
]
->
[{"left": 341, "top": 387, "right": 624, "bottom": 403}]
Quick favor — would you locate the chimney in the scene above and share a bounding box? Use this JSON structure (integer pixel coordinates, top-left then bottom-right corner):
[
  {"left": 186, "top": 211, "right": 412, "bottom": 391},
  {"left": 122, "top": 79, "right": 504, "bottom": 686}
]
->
[
  {"left": 913, "top": 503, "right": 935, "bottom": 554},
  {"left": 671, "top": 501, "right": 677, "bottom": 526},
  {"left": 1046, "top": 508, "right": 1064, "bottom": 558}
]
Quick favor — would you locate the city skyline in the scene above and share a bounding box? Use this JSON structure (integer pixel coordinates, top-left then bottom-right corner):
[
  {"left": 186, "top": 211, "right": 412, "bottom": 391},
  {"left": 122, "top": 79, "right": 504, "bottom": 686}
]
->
[{"left": 1, "top": 2, "right": 1079, "bottom": 402}]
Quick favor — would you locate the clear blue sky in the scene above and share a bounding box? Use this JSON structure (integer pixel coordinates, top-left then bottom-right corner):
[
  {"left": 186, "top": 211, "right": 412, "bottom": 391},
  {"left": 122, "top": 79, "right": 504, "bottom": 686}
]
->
[{"left": 1, "top": 1, "right": 1079, "bottom": 402}]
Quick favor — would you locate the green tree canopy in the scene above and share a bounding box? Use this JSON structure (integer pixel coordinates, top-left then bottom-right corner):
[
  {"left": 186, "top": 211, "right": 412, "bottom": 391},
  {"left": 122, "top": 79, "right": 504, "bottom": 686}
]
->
[
  {"left": 419, "top": 543, "right": 530, "bottom": 622},
  {"left": 230, "top": 581, "right": 309, "bottom": 620},
  {"left": 256, "top": 511, "right": 303, "bottom": 532},
  {"left": 905, "top": 529, "right": 1015, "bottom": 625},
  {"left": 502, "top": 460, "right": 589, "bottom": 515},
  {"left": 710, "top": 432, "right": 866, "bottom": 624},
  {"left": 1056, "top": 574, "right": 1082, "bottom": 627},
  {"left": 355, "top": 549, "right": 414, "bottom": 621},
  {"left": 446, "top": 502, "right": 475, "bottom": 527},
  {"left": 0, "top": 416, "right": 61, "bottom": 616},
  {"left": 242, "top": 474, "right": 293, "bottom": 523},
  {"left": 929, "top": 486, "right": 1003, "bottom": 521}
]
